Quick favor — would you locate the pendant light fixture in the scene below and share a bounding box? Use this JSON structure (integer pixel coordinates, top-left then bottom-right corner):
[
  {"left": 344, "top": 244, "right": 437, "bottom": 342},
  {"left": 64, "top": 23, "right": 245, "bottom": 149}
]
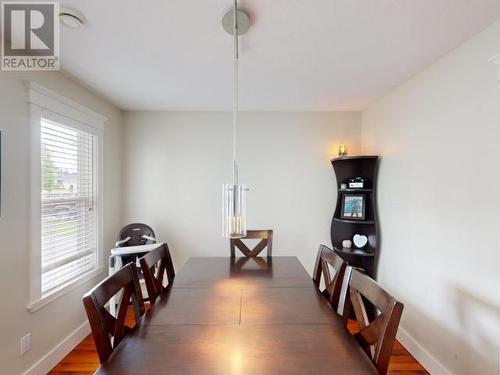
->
[{"left": 222, "top": 0, "right": 251, "bottom": 239}]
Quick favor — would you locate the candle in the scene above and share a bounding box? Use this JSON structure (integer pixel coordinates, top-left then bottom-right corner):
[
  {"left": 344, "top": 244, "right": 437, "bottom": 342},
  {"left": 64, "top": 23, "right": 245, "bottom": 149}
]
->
[{"left": 338, "top": 144, "right": 348, "bottom": 156}]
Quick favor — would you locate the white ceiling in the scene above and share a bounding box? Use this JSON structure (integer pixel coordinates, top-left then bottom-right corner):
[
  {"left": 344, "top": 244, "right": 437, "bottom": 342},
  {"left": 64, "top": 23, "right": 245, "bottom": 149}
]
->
[{"left": 60, "top": 0, "right": 500, "bottom": 111}]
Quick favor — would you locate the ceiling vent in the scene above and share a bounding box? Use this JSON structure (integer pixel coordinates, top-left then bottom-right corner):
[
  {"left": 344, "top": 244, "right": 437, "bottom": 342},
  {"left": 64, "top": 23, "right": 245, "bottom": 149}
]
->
[{"left": 59, "top": 8, "right": 85, "bottom": 29}]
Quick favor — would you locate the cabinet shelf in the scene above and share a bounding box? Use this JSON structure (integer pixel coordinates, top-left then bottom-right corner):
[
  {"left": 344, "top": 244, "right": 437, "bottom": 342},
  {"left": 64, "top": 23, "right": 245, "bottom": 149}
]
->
[
  {"left": 333, "top": 246, "right": 375, "bottom": 257},
  {"left": 339, "top": 188, "right": 373, "bottom": 193},
  {"left": 333, "top": 217, "right": 375, "bottom": 225},
  {"left": 331, "top": 155, "right": 379, "bottom": 279}
]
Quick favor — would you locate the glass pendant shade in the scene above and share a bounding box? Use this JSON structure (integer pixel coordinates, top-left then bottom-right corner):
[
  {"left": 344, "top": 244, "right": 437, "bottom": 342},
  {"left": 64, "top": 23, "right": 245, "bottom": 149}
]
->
[{"left": 222, "top": 184, "right": 247, "bottom": 238}]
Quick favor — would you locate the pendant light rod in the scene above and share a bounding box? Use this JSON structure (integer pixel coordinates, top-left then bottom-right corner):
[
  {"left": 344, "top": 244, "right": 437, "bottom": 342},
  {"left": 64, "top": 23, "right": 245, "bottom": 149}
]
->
[
  {"left": 221, "top": 1, "right": 251, "bottom": 239},
  {"left": 232, "top": 0, "right": 239, "bottom": 185}
]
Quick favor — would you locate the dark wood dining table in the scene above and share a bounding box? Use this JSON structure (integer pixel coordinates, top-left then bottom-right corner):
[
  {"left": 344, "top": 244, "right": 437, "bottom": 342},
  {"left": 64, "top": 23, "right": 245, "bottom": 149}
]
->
[{"left": 96, "top": 256, "right": 377, "bottom": 374}]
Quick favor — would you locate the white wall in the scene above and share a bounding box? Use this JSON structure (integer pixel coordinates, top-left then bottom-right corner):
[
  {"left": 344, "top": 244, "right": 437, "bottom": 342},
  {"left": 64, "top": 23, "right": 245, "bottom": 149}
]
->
[
  {"left": 123, "top": 111, "right": 361, "bottom": 273},
  {"left": 362, "top": 19, "right": 500, "bottom": 375},
  {"left": 0, "top": 71, "right": 123, "bottom": 374}
]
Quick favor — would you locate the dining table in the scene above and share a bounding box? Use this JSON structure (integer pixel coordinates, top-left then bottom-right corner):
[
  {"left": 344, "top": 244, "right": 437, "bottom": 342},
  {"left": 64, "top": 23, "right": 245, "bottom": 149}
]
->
[{"left": 96, "top": 256, "right": 377, "bottom": 374}]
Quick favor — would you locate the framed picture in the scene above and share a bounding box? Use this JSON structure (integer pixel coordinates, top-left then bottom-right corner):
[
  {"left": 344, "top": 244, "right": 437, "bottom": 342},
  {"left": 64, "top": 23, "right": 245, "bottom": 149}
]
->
[{"left": 341, "top": 194, "right": 365, "bottom": 220}]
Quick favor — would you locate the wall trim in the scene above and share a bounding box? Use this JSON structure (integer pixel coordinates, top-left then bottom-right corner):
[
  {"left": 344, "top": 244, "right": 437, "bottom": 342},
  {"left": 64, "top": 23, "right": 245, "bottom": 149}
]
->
[
  {"left": 25, "top": 81, "right": 107, "bottom": 129},
  {"left": 27, "top": 267, "right": 104, "bottom": 312},
  {"left": 397, "top": 326, "right": 452, "bottom": 375},
  {"left": 23, "top": 321, "right": 90, "bottom": 375},
  {"left": 489, "top": 53, "right": 500, "bottom": 81}
]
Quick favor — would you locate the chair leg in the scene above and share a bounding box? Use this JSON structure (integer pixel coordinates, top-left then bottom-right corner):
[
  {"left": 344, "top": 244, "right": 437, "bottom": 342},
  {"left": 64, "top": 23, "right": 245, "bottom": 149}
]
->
[{"left": 230, "top": 240, "right": 236, "bottom": 257}]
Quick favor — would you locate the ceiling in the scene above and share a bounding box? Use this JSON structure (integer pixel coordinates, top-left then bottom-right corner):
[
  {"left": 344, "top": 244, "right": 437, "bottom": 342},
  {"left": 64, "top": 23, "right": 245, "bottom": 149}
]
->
[{"left": 60, "top": 0, "right": 500, "bottom": 111}]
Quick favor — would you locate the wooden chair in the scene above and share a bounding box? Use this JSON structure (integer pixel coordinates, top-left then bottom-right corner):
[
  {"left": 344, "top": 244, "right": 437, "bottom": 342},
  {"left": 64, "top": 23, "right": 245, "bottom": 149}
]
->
[
  {"left": 230, "top": 230, "right": 273, "bottom": 257},
  {"left": 229, "top": 254, "right": 273, "bottom": 276},
  {"left": 342, "top": 269, "right": 404, "bottom": 374},
  {"left": 82, "top": 263, "right": 145, "bottom": 363},
  {"left": 312, "top": 244, "right": 347, "bottom": 311},
  {"left": 139, "top": 243, "right": 175, "bottom": 303}
]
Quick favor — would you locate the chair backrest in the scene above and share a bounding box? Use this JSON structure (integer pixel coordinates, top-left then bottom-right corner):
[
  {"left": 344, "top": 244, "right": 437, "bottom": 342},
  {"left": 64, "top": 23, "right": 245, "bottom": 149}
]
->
[
  {"left": 229, "top": 255, "right": 273, "bottom": 277},
  {"left": 312, "top": 244, "right": 347, "bottom": 310},
  {"left": 139, "top": 243, "right": 175, "bottom": 303},
  {"left": 117, "top": 223, "right": 156, "bottom": 247},
  {"left": 342, "top": 269, "right": 404, "bottom": 375},
  {"left": 82, "top": 263, "right": 145, "bottom": 363},
  {"left": 230, "top": 230, "right": 273, "bottom": 257}
]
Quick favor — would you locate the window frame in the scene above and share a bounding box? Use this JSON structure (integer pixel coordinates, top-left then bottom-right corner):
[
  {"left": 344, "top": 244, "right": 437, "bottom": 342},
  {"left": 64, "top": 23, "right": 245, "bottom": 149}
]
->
[{"left": 26, "top": 82, "right": 107, "bottom": 312}]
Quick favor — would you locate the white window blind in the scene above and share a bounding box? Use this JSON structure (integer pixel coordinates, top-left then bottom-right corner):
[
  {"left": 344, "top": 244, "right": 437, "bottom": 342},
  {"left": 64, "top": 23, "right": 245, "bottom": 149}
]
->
[{"left": 40, "top": 119, "right": 98, "bottom": 295}]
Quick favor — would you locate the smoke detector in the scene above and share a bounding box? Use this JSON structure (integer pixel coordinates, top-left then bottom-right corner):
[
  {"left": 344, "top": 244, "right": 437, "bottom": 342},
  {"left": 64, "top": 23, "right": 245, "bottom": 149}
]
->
[{"left": 59, "top": 8, "right": 85, "bottom": 29}]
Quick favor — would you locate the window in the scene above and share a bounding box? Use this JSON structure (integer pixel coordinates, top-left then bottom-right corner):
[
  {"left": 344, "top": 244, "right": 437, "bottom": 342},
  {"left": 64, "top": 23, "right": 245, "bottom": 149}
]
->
[
  {"left": 27, "top": 82, "right": 106, "bottom": 311},
  {"left": 40, "top": 120, "right": 97, "bottom": 294}
]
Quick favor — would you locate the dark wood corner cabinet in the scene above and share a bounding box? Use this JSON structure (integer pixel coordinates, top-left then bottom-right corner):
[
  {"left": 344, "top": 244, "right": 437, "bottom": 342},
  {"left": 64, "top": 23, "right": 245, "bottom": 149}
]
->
[{"left": 330, "top": 156, "right": 379, "bottom": 279}]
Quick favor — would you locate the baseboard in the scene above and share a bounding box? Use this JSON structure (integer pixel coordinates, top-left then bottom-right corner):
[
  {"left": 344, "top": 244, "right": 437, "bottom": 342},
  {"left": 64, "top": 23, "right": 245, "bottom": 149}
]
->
[
  {"left": 23, "top": 321, "right": 90, "bottom": 375},
  {"left": 397, "top": 326, "right": 451, "bottom": 375}
]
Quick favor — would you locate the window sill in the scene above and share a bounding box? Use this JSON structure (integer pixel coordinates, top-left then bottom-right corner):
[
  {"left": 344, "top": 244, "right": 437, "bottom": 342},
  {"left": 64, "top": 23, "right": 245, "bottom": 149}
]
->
[{"left": 27, "top": 267, "right": 104, "bottom": 312}]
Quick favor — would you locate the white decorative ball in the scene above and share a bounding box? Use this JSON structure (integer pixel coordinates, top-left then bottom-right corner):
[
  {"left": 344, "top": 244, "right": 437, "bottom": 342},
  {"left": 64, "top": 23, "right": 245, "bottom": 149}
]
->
[{"left": 342, "top": 240, "right": 352, "bottom": 249}]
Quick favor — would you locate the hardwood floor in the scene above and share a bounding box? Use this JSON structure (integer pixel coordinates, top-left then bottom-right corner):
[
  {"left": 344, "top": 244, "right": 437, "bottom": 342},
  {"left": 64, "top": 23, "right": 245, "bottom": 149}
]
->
[
  {"left": 347, "top": 321, "right": 428, "bottom": 374},
  {"left": 50, "top": 309, "right": 428, "bottom": 374},
  {"left": 50, "top": 335, "right": 99, "bottom": 374}
]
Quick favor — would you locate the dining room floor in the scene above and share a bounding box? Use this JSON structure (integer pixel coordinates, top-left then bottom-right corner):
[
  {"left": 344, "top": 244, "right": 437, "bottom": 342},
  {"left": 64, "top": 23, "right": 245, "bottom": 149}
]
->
[{"left": 49, "top": 307, "right": 428, "bottom": 374}]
